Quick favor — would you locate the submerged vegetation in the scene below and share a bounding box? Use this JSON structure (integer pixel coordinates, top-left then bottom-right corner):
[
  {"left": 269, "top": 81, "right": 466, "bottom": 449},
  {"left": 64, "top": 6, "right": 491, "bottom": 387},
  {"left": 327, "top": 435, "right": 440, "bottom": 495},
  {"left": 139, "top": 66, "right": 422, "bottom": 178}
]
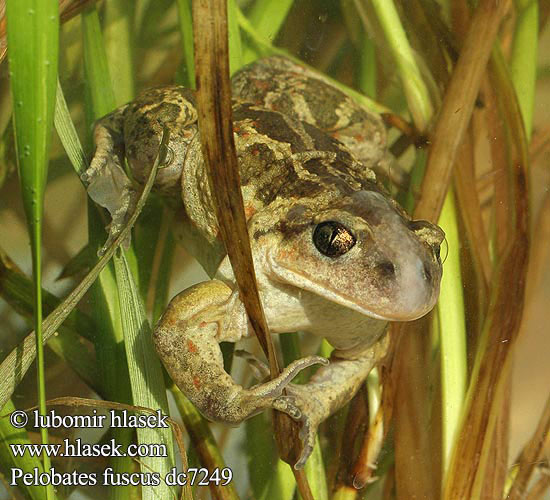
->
[{"left": 0, "top": 0, "right": 548, "bottom": 499}]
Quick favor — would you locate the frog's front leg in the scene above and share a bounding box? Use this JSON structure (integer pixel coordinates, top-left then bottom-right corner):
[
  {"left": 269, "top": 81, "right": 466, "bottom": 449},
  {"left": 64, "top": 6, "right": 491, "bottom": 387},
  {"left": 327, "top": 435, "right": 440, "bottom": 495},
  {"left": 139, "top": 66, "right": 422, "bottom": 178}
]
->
[
  {"left": 153, "top": 280, "right": 327, "bottom": 425},
  {"left": 82, "top": 105, "right": 137, "bottom": 251},
  {"left": 285, "top": 337, "right": 389, "bottom": 469}
]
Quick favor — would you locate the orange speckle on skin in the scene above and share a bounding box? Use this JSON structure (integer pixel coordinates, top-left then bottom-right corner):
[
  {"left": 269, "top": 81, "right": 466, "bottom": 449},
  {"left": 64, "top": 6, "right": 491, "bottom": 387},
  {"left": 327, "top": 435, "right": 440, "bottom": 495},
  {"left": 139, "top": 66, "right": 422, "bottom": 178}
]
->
[
  {"left": 244, "top": 205, "right": 256, "bottom": 218},
  {"left": 193, "top": 376, "right": 201, "bottom": 390},
  {"left": 278, "top": 249, "right": 296, "bottom": 260},
  {"left": 354, "top": 134, "right": 364, "bottom": 141},
  {"left": 187, "top": 340, "right": 198, "bottom": 353},
  {"left": 255, "top": 80, "right": 270, "bottom": 91}
]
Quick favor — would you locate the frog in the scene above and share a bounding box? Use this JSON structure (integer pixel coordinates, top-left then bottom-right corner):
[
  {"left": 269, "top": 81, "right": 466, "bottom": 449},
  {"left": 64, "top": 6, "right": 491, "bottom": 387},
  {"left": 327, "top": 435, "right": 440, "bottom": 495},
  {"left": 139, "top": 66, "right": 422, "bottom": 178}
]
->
[{"left": 83, "top": 56, "right": 444, "bottom": 469}]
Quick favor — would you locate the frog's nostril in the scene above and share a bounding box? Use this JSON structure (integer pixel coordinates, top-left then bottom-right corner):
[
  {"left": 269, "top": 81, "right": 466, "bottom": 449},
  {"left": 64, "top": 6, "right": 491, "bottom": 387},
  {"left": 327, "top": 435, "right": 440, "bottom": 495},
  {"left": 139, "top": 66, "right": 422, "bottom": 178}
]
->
[{"left": 376, "top": 261, "right": 395, "bottom": 278}]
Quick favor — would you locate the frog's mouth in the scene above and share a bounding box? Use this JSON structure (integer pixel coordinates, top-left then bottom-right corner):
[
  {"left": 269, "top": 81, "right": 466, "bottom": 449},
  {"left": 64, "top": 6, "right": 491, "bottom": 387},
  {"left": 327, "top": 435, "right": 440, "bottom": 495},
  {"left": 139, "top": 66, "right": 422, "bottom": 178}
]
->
[{"left": 266, "top": 250, "right": 442, "bottom": 322}]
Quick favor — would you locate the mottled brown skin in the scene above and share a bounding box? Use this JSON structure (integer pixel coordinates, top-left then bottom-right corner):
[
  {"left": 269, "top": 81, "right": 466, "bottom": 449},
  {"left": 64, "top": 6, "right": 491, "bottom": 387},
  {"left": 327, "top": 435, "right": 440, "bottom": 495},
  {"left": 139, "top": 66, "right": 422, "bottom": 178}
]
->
[{"left": 84, "top": 57, "right": 445, "bottom": 469}]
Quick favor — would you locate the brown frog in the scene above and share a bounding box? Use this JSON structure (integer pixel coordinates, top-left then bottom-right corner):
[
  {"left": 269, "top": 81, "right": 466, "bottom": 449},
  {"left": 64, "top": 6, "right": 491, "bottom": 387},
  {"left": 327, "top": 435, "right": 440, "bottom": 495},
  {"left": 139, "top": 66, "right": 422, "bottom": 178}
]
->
[{"left": 84, "top": 56, "right": 444, "bottom": 469}]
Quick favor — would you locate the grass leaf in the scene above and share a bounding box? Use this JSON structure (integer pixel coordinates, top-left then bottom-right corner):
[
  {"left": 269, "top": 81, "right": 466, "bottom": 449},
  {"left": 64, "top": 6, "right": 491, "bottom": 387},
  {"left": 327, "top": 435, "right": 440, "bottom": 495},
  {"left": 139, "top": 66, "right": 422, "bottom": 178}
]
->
[
  {"left": 6, "top": 1, "right": 59, "bottom": 497},
  {"left": 0, "top": 400, "right": 48, "bottom": 500},
  {"left": 113, "top": 249, "right": 176, "bottom": 500}
]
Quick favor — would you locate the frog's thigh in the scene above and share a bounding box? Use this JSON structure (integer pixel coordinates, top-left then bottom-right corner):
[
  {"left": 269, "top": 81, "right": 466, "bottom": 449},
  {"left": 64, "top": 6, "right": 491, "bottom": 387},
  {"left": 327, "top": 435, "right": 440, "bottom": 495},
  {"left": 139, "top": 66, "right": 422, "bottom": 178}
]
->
[
  {"left": 153, "top": 280, "right": 245, "bottom": 419},
  {"left": 154, "top": 280, "right": 325, "bottom": 426}
]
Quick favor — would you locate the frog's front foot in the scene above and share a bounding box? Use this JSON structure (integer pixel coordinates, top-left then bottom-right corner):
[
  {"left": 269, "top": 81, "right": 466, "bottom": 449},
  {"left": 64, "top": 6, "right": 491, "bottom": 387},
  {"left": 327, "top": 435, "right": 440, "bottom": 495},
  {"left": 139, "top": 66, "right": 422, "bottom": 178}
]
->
[
  {"left": 83, "top": 118, "right": 137, "bottom": 254},
  {"left": 214, "top": 355, "right": 328, "bottom": 424},
  {"left": 83, "top": 155, "right": 137, "bottom": 254},
  {"left": 281, "top": 384, "right": 327, "bottom": 469},
  {"left": 236, "top": 350, "right": 329, "bottom": 468}
]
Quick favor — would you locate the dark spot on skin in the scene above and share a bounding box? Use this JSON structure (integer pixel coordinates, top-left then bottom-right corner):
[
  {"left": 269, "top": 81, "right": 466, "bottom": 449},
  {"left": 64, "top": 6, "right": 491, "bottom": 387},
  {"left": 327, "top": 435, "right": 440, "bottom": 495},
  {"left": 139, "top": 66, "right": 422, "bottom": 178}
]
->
[
  {"left": 376, "top": 261, "right": 395, "bottom": 278},
  {"left": 295, "top": 79, "right": 343, "bottom": 127},
  {"left": 285, "top": 204, "right": 308, "bottom": 222},
  {"left": 233, "top": 103, "right": 309, "bottom": 153},
  {"left": 269, "top": 94, "right": 299, "bottom": 118},
  {"left": 301, "top": 159, "right": 355, "bottom": 195},
  {"left": 301, "top": 122, "right": 353, "bottom": 162},
  {"left": 253, "top": 228, "right": 272, "bottom": 240},
  {"left": 277, "top": 220, "right": 311, "bottom": 239},
  {"left": 255, "top": 166, "right": 299, "bottom": 204}
]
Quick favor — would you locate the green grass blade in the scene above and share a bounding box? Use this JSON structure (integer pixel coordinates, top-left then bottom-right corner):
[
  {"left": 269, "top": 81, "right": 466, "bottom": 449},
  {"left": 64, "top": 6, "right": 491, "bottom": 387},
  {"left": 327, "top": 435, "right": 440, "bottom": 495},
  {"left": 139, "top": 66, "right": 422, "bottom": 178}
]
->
[
  {"left": 228, "top": 0, "right": 243, "bottom": 73},
  {"left": 242, "top": 0, "right": 295, "bottom": 63},
  {"left": 113, "top": 250, "right": 176, "bottom": 500},
  {"left": 246, "top": 413, "right": 295, "bottom": 500},
  {"left": 104, "top": 0, "right": 136, "bottom": 104},
  {"left": 81, "top": 8, "right": 136, "bottom": 499},
  {"left": 0, "top": 247, "right": 95, "bottom": 343},
  {"left": 82, "top": 6, "right": 117, "bottom": 117},
  {"left": 368, "top": 0, "right": 434, "bottom": 128},
  {"left": 279, "top": 334, "right": 328, "bottom": 500},
  {"left": 357, "top": 31, "right": 377, "bottom": 99},
  {"left": 0, "top": 400, "right": 48, "bottom": 500},
  {"left": 54, "top": 79, "right": 87, "bottom": 176},
  {"left": 510, "top": 0, "right": 538, "bottom": 140},
  {"left": 6, "top": 1, "right": 59, "bottom": 498},
  {"left": 176, "top": 0, "right": 195, "bottom": 87},
  {"left": 437, "top": 191, "right": 467, "bottom": 474},
  {"left": 0, "top": 253, "right": 100, "bottom": 390},
  {"left": 0, "top": 155, "right": 162, "bottom": 412}
]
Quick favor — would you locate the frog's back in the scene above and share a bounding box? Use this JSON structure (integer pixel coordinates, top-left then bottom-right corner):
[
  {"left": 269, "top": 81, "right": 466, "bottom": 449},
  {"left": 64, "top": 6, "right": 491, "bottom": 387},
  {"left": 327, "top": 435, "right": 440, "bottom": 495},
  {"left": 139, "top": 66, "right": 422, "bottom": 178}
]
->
[
  {"left": 181, "top": 99, "right": 380, "bottom": 246},
  {"left": 231, "top": 56, "right": 387, "bottom": 170}
]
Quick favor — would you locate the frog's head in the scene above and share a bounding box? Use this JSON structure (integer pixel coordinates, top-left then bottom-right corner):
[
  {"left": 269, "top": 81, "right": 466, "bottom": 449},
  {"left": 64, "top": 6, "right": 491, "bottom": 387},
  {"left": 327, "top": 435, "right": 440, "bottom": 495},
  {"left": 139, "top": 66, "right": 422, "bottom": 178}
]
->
[{"left": 265, "top": 190, "right": 444, "bottom": 321}]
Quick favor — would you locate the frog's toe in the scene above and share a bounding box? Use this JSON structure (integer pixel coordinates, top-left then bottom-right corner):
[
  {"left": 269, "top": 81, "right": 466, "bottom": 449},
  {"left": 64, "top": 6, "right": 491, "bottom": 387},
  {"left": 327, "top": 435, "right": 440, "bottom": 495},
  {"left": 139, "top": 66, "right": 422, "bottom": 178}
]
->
[
  {"left": 234, "top": 349, "right": 270, "bottom": 380},
  {"left": 282, "top": 356, "right": 328, "bottom": 384},
  {"left": 250, "top": 356, "right": 328, "bottom": 400},
  {"left": 273, "top": 396, "right": 302, "bottom": 420},
  {"left": 97, "top": 188, "right": 138, "bottom": 255},
  {"left": 294, "top": 415, "right": 316, "bottom": 470}
]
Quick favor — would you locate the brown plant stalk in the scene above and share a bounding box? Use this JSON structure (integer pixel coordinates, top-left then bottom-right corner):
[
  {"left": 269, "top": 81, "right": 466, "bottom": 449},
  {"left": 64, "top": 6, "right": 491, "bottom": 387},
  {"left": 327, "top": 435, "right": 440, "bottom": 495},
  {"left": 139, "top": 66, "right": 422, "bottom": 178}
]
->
[{"left": 190, "top": 1, "right": 313, "bottom": 497}]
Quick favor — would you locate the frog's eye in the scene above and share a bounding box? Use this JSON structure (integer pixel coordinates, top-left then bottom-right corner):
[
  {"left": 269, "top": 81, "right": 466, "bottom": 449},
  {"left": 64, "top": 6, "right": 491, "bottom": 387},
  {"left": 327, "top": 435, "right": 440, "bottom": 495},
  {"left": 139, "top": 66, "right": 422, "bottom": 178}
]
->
[{"left": 313, "top": 221, "right": 356, "bottom": 257}]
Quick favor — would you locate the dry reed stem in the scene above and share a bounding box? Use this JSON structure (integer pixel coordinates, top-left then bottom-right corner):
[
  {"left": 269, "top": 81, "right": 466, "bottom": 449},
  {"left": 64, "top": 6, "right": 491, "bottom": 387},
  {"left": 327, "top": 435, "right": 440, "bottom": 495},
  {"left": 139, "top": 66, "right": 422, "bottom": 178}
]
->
[
  {"left": 390, "top": 2, "right": 515, "bottom": 497},
  {"left": 507, "top": 394, "right": 550, "bottom": 500},
  {"left": 191, "top": 1, "right": 312, "bottom": 495},
  {"left": 332, "top": 386, "right": 370, "bottom": 491},
  {"left": 525, "top": 192, "right": 550, "bottom": 302},
  {"left": 191, "top": 0, "right": 277, "bottom": 375},
  {"left": 481, "top": 375, "right": 511, "bottom": 499},
  {"left": 351, "top": 395, "right": 385, "bottom": 488},
  {"left": 394, "top": 318, "right": 438, "bottom": 499},
  {"left": 442, "top": 48, "right": 530, "bottom": 497},
  {"left": 414, "top": 0, "right": 511, "bottom": 221},
  {"left": 453, "top": 132, "right": 491, "bottom": 290},
  {"left": 525, "top": 470, "right": 550, "bottom": 500}
]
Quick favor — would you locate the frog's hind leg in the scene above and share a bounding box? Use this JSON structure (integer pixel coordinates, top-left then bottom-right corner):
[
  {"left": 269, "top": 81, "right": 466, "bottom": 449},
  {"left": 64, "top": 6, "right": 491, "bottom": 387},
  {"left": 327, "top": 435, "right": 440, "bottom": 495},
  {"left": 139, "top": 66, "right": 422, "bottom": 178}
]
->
[
  {"left": 153, "top": 280, "right": 327, "bottom": 425},
  {"left": 82, "top": 105, "right": 136, "bottom": 252}
]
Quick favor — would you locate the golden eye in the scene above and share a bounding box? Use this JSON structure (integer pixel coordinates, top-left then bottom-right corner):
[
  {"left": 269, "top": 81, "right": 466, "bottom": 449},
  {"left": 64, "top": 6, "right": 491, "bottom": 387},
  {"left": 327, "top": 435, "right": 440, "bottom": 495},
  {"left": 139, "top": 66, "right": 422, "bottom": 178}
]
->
[{"left": 313, "top": 221, "right": 356, "bottom": 258}]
